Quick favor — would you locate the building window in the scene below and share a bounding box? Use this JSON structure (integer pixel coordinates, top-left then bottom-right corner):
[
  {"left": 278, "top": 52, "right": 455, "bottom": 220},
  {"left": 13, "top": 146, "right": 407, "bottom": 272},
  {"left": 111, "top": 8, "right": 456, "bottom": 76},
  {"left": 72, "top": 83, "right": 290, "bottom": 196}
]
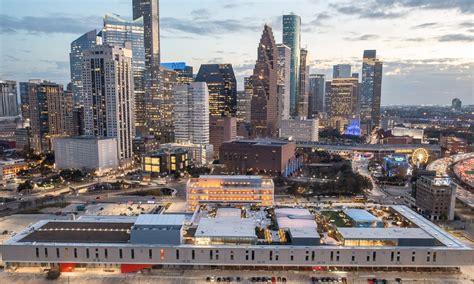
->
[
  {"left": 433, "top": 252, "right": 437, "bottom": 262},
  {"left": 74, "top": 248, "right": 77, "bottom": 258},
  {"left": 35, "top": 248, "right": 39, "bottom": 258},
  {"left": 251, "top": 250, "right": 255, "bottom": 261},
  {"left": 86, "top": 248, "right": 90, "bottom": 259},
  {"left": 191, "top": 250, "right": 195, "bottom": 260},
  {"left": 269, "top": 251, "right": 273, "bottom": 261},
  {"left": 95, "top": 248, "right": 99, "bottom": 259},
  {"left": 390, "top": 251, "right": 394, "bottom": 262},
  {"left": 131, "top": 249, "right": 135, "bottom": 259},
  {"left": 105, "top": 249, "right": 108, "bottom": 259},
  {"left": 330, "top": 251, "right": 334, "bottom": 261},
  {"left": 160, "top": 249, "right": 165, "bottom": 260},
  {"left": 176, "top": 250, "right": 180, "bottom": 260},
  {"left": 311, "top": 251, "right": 315, "bottom": 261},
  {"left": 230, "top": 251, "right": 234, "bottom": 261},
  {"left": 373, "top": 252, "right": 376, "bottom": 261},
  {"left": 210, "top": 250, "right": 213, "bottom": 260},
  {"left": 119, "top": 249, "right": 123, "bottom": 259},
  {"left": 351, "top": 255, "right": 355, "bottom": 262},
  {"left": 149, "top": 249, "right": 153, "bottom": 259},
  {"left": 412, "top": 251, "right": 415, "bottom": 262}
]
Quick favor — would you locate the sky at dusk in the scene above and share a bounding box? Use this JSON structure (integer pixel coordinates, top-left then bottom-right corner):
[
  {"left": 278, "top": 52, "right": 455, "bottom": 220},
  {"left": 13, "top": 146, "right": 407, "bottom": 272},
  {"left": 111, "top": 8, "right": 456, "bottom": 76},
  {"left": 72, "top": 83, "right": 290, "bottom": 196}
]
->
[{"left": 0, "top": 0, "right": 473, "bottom": 105}]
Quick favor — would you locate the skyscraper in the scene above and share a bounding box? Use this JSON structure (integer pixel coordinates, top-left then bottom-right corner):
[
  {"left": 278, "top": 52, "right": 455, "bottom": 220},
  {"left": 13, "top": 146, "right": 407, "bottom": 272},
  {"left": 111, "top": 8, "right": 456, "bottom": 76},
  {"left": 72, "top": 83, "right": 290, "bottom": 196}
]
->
[
  {"left": 298, "top": 48, "right": 309, "bottom": 117},
  {"left": 173, "top": 82, "right": 209, "bottom": 145},
  {"left": 308, "top": 74, "right": 325, "bottom": 117},
  {"left": 276, "top": 44, "right": 291, "bottom": 122},
  {"left": 451, "top": 98, "right": 462, "bottom": 111},
  {"left": 102, "top": 13, "right": 145, "bottom": 132},
  {"left": 133, "top": 0, "right": 161, "bottom": 136},
  {"left": 158, "top": 66, "right": 178, "bottom": 143},
  {"left": 27, "top": 81, "right": 72, "bottom": 152},
  {"left": 360, "top": 50, "right": 383, "bottom": 128},
  {"left": 69, "top": 30, "right": 101, "bottom": 105},
  {"left": 282, "top": 14, "right": 301, "bottom": 117},
  {"left": 161, "top": 62, "right": 194, "bottom": 84},
  {"left": 250, "top": 25, "right": 279, "bottom": 137},
  {"left": 82, "top": 44, "right": 135, "bottom": 163},
  {"left": 333, "top": 64, "right": 352, "bottom": 78},
  {"left": 19, "top": 79, "right": 42, "bottom": 127},
  {"left": 325, "top": 78, "right": 359, "bottom": 132},
  {"left": 195, "top": 64, "right": 237, "bottom": 118},
  {"left": 0, "top": 80, "right": 19, "bottom": 117}
]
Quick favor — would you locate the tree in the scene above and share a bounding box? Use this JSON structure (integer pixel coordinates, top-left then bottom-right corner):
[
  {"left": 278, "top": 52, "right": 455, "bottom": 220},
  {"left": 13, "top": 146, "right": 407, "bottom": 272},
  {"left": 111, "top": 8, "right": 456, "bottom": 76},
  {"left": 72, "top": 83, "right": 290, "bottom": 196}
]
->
[{"left": 17, "top": 180, "right": 34, "bottom": 193}]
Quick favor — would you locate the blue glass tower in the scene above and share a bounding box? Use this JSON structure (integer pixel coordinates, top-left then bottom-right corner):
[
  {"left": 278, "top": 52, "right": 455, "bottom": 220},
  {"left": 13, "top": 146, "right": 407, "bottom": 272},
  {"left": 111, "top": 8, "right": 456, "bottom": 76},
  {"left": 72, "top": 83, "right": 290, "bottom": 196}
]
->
[
  {"left": 69, "top": 30, "right": 101, "bottom": 105},
  {"left": 282, "top": 14, "right": 301, "bottom": 118}
]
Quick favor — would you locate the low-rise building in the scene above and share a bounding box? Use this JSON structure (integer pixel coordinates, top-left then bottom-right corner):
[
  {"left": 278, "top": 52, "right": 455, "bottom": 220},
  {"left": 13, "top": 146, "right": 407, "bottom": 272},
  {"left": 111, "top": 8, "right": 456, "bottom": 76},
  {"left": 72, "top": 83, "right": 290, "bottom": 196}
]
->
[
  {"left": 160, "top": 142, "right": 213, "bottom": 165},
  {"left": 279, "top": 117, "right": 318, "bottom": 142},
  {"left": 220, "top": 138, "right": 302, "bottom": 176},
  {"left": 142, "top": 148, "right": 189, "bottom": 176},
  {"left": 186, "top": 175, "right": 274, "bottom": 211},
  {"left": 440, "top": 136, "right": 467, "bottom": 157},
  {"left": 130, "top": 214, "right": 185, "bottom": 245},
  {"left": 337, "top": 228, "right": 435, "bottom": 247},
  {"left": 415, "top": 176, "right": 456, "bottom": 221},
  {"left": 0, "top": 159, "right": 28, "bottom": 180},
  {"left": 53, "top": 137, "right": 119, "bottom": 175},
  {"left": 132, "top": 136, "right": 160, "bottom": 161},
  {"left": 344, "top": 209, "right": 384, "bottom": 228}
]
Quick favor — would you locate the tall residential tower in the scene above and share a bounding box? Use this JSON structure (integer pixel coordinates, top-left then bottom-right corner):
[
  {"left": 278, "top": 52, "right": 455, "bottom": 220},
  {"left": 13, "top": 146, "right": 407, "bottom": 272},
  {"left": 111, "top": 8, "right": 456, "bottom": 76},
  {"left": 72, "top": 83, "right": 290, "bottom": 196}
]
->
[{"left": 82, "top": 44, "right": 135, "bottom": 163}]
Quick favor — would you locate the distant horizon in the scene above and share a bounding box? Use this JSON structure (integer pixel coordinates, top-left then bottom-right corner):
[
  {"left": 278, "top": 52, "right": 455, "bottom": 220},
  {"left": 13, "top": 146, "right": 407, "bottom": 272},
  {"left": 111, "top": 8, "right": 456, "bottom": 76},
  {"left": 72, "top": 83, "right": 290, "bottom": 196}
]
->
[{"left": 0, "top": 0, "right": 472, "bottom": 105}]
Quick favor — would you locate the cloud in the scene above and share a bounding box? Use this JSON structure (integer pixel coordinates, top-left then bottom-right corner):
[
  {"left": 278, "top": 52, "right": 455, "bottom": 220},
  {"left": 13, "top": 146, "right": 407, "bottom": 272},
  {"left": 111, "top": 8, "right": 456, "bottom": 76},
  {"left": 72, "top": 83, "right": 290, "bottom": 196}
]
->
[
  {"left": 330, "top": 3, "right": 404, "bottom": 19},
  {"left": 307, "top": 12, "right": 331, "bottom": 26},
  {"left": 437, "top": 34, "right": 474, "bottom": 42},
  {"left": 344, "top": 34, "right": 380, "bottom": 41},
  {"left": 190, "top": 9, "right": 210, "bottom": 19},
  {"left": 0, "top": 14, "right": 99, "bottom": 34},
  {"left": 331, "top": 0, "right": 473, "bottom": 20},
  {"left": 405, "top": 37, "right": 426, "bottom": 42},
  {"left": 161, "top": 17, "right": 259, "bottom": 36},
  {"left": 390, "top": 0, "right": 474, "bottom": 14},
  {"left": 412, "top": 22, "right": 438, "bottom": 29}
]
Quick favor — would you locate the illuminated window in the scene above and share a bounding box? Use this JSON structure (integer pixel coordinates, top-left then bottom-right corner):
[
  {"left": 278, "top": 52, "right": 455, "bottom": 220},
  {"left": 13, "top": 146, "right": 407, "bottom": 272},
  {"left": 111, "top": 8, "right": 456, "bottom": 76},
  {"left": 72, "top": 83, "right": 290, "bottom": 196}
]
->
[
  {"left": 160, "top": 249, "right": 165, "bottom": 260},
  {"left": 152, "top": 158, "right": 160, "bottom": 164},
  {"left": 145, "top": 165, "right": 152, "bottom": 172},
  {"left": 171, "top": 164, "right": 176, "bottom": 171}
]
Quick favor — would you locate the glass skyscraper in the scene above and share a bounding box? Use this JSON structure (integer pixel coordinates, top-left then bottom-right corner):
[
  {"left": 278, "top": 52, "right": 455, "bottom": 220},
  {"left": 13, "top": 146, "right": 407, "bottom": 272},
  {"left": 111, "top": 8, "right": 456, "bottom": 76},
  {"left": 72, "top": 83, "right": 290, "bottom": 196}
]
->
[
  {"left": 133, "top": 0, "right": 161, "bottom": 136},
  {"left": 308, "top": 74, "right": 325, "bottom": 116},
  {"left": 195, "top": 64, "right": 237, "bottom": 118},
  {"left": 333, "top": 64, "right": 352, "bottom": 78},
  {"left": 282, "top": 14, "right": 301, "bottom": 117},
  {"left": 102, "top": 13, "right": 145, "bottom": 134},
  {"left": 360, "top": 50, "right": 383, "bottom": 128},
  {"left": 69, "top": 30, "right": 101, "bottom": 105}
]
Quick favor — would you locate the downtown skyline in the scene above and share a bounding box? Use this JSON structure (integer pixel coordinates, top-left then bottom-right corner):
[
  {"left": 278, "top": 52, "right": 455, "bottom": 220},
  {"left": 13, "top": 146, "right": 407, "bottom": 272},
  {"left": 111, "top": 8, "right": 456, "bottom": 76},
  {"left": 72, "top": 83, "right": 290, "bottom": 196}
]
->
[{"left": 0, "top": 0, "right": 473, "bottom": 105}]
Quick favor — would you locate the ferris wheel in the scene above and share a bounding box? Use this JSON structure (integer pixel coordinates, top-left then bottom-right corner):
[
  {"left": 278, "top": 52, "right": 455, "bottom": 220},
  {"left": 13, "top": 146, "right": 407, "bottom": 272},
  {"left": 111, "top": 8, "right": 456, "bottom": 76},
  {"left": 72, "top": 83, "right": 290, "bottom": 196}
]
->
[{"left": 411, "top": 148, "right": 429, "bottom": 166}]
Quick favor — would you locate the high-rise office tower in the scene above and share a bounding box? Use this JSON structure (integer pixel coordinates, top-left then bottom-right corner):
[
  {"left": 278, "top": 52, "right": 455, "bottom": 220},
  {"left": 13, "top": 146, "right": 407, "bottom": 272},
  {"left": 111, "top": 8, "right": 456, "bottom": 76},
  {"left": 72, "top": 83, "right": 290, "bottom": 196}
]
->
[
  {"left": 195, "top": 64, "right": 237, "bottom": 118},
  {"left": 298, "top": 48, "right": 309, "bottom": 117},
  {"left": 236, "top": 90, "right": 251, "bottom": 124},
  {"left": 250, "top": 25, "right": 279, "bottom": 137},
  {"left": 173, "top": 82, "right": 209, "bottom": 145},
  {"left": 0, "top": 80, "right": 19, "bottom": 117},
  {"left": 102, "top": 13, "right": 145, "bottom": 132},
  {"left": 158, "top": 66, "right": 178, "bottom": 143},
  {"left": 333, "top": 64, "right": 352, "bottom": 79},
  {"left": 161, "top": 62, "right": 193, "bottom": 84},
  {"left": 276, "top": 44, "right": 291, "bottom": 122},
  {"left": 27, "top": 81, "right": 72, "bottom": 152},
  {"left": 282, "top": 14, "right": 301, "bottom": 117},
  {"left": 360, "top": 50, "right": 383, "bottom": 128},
  {"left": 82, "top": 44, "right": 135, "bottom": 163},
  {"left": 19, "top": 79, "right": 42, "bottom": 127},
  {"left": 451, "top": 98, "right": 462, "bottom": 111},
  {"left": 69, "top": 30, "right": 101, "bottom": 105},
  {"left": 325, "top": 78, "right": 359, "bottom": 132},
  {"left": 210, "top": 116, "right": 236, "bottom": 158},
  {"left": 308, "top": 74, "right": 325, "bottom": 117},
  {"left": 133, "top": 0, "right": 161, "bottom": 136}
]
